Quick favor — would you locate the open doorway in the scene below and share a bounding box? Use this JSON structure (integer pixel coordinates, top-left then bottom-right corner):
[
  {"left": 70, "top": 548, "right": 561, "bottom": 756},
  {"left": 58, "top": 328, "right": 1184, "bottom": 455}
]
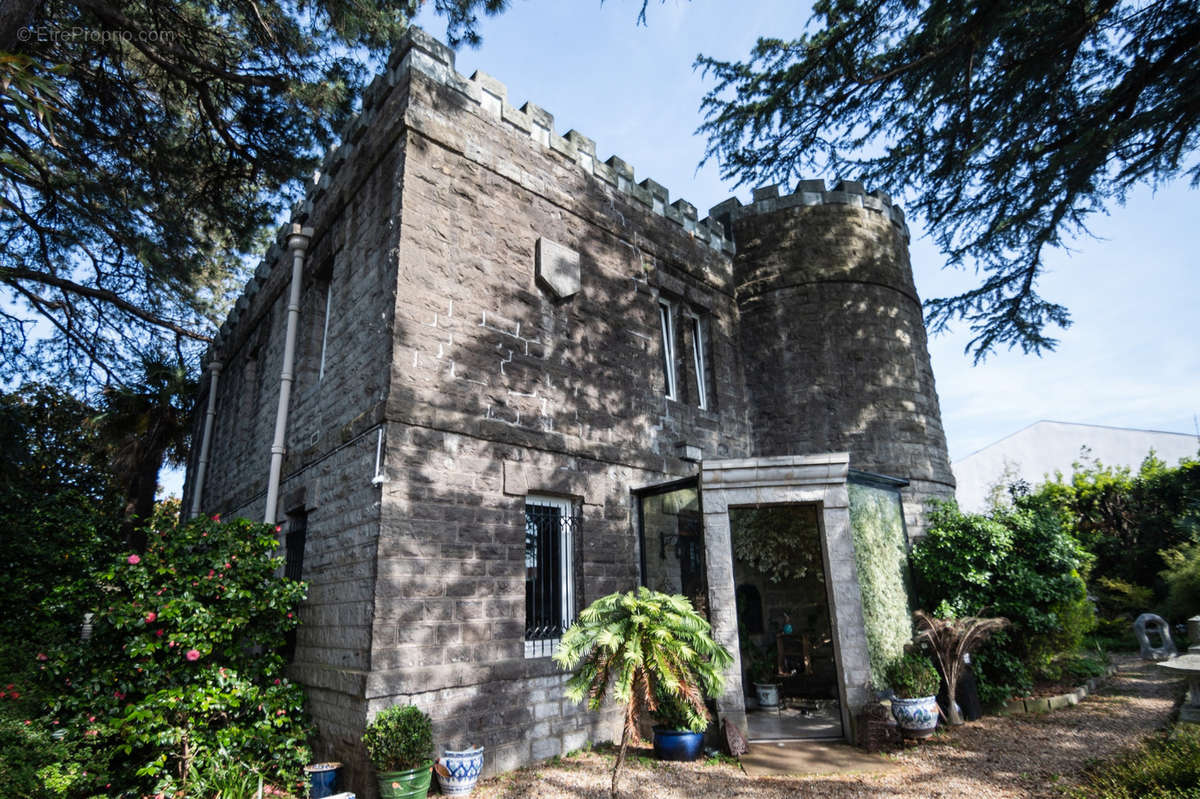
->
[{"left": 731, "top": 504, "right": 843, "bottom": 740}]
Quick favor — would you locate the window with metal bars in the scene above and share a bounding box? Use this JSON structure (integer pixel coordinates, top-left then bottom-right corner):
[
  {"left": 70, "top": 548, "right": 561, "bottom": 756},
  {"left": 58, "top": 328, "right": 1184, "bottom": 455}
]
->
[
  {"left": 524, "top": 495, "right": 577, "bottom": 656},
  {"left": 282, "top": 511, "right": 306, "bottom": 661}
]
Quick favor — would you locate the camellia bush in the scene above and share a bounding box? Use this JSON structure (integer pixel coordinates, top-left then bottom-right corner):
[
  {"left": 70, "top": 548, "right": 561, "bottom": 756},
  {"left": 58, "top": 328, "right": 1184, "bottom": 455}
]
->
[{"left": 18, "top": 513, "right": 311, "bottom": 798}]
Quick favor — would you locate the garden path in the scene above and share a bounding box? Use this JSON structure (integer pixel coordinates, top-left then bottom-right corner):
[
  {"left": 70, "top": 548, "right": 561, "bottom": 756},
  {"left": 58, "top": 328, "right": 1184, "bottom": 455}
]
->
[{"left": 471, "top": 655, "right": 1182, "bottom": 798}]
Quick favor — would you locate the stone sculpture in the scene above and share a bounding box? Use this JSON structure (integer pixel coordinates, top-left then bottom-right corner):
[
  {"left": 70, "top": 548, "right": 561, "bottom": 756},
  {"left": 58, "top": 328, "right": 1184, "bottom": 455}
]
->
[{"left": 1134, "top": 612, "right": 1178, "bottom": 661}]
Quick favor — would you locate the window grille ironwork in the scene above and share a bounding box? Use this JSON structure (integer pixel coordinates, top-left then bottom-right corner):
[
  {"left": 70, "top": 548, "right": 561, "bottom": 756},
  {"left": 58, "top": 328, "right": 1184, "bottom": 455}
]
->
[
  {"left": 524, "top": 499, "right": 579, "bottom": 644},
  {"left": 282, "top": 511, "right": 307, "bottom": 662},
  {"left": 284, "top": 513, "right": 307, "bottom": 583}
]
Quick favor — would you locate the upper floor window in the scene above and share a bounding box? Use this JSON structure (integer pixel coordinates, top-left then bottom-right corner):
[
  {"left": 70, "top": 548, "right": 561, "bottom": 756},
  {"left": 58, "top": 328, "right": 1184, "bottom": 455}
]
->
[
  {"left": 658, "top": 301, "right": 677, "bottom": 400},
  {"left": 687, "top": 313, "right": 709, "bottom": 410}
]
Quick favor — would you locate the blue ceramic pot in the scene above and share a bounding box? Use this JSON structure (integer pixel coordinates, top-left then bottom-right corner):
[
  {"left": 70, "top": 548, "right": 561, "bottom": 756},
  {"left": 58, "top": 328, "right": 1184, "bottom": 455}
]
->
[
  {"left": 304, "top": 763, "right": 341, "bottom": 799},
  {"left": 652, "top": 727, "right": 704, "bottom": 761},
  {"left": 890, "top": 696, "right": 939, "bottom": 738}
]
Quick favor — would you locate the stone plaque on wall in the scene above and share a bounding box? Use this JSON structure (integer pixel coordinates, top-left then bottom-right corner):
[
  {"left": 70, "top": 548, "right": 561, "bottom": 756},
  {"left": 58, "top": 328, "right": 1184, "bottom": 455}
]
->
[{"left": 535, "top": 236, "right": 580, "bottom": 299}]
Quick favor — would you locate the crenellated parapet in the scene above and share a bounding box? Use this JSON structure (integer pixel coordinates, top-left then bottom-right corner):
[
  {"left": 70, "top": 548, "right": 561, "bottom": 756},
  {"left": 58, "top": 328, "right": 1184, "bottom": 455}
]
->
[
  {"left": 205, "top": 26, "right": 745, "bottom": 367},
  {"left": 708, "top": 181, "right": 910, "bottom": 242}
]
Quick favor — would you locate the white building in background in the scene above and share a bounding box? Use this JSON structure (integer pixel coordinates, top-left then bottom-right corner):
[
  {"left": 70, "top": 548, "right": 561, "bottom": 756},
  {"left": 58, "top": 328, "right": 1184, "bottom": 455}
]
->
[{"left": 953, "top": 420, "right": 1199, "bottom": 512}]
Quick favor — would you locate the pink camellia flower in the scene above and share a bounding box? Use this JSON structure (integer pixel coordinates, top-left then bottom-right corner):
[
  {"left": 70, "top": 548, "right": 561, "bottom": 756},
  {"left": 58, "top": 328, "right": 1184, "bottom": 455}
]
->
[
  {"left": 35, "top": 653, "right": 47, "bottom": 661},
  {"left": 156, "top": 629, "right": 164, "bottom": 637},
  {"left": 86, "top": 729, "right": 97, "bottom": 736},
  {"left": 224, "top": 562, "right": 232, "bottom": 569},
  {"left": 185, "top": 649, "right": 201, "bottom": 662},
  {"left": 88, "top": 715, "right": 95, "bottom": 722},
  {"left": 10, "top": 690, "right": 19, "bottom": 699},
  {"left": 144, "top": 612, "right": 157, "bottom": 623},
  {"left": 210, "top": 513, "right": 220, "bottom": 522},
  {"left": 127, "top": 554, "right": 141, "bottom": 565}
]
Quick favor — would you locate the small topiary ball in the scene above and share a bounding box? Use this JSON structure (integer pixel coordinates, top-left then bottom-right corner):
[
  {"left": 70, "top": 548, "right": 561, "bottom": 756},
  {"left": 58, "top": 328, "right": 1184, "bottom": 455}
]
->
[{"left": 363, "top": 704, "right": 433, "bottom": 773}]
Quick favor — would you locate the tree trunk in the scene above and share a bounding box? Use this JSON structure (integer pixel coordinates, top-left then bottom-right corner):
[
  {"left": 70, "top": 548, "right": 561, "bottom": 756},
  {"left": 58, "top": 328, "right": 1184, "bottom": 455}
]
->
[
  {"left": 610, "top": 724, "right": 629, "bottom": 799},
  {"left": 121, "top": 445, "right": 164, "bottom": 551}
]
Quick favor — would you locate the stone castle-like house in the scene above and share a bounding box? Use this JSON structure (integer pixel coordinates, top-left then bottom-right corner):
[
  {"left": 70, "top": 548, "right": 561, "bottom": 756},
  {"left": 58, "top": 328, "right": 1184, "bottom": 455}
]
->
[{"left": 183, "top": 28, "right": 954, "bottom": 796}]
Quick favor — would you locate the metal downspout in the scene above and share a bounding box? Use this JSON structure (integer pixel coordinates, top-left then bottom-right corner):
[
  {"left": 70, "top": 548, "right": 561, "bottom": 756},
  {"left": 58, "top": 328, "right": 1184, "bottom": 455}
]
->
[
  {"left": 265, "top": 225, "right": 313, "bottom": 525},
  {"left": 188, "top": 359, "right": 223, "bottom": 519}
]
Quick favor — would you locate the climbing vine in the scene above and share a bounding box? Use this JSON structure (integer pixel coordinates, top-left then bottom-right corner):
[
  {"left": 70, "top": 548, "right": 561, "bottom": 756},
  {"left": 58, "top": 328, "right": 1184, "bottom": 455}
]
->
[{"left": 848, "top": 483, "right": 915, "bottom": 689}]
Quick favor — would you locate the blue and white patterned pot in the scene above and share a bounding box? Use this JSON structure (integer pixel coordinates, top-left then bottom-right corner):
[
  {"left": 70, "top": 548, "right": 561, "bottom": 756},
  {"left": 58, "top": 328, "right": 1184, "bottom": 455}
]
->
[
  {"left": 436, "top": 746, "right": 484, "bottom": 796},
  {"left": 890, "top": 696, "right": 939, "bottom": 738}
]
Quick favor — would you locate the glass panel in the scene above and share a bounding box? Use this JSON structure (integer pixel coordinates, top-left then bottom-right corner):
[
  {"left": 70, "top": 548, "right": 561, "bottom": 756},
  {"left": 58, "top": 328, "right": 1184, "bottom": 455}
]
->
[
  {"left": 658, "top": 303, "right": 676, "bottom": 399},
  {"left": 691, "top": 315, "right": 707, "bottom": 409},
  {"left": 639, "top": 486, "right": 706, "bottom": 616}
]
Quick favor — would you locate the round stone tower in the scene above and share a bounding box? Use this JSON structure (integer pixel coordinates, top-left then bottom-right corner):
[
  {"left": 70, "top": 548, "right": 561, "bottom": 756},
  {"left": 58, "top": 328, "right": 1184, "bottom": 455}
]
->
[{"left": 710, "top": 181, "right": 955, "bottom": 533}]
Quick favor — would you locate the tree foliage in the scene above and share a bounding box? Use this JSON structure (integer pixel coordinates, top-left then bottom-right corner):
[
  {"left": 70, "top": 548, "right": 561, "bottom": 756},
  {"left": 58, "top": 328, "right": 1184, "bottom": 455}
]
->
[
  {"left": 0, "top": 383, "right": 123, "bottom": 669},
  {"left": 0, "top": 0, "right": 508, "bottom": 387},
  {"left": 1031, "top": 453, "right": 1200, "bottom": 600},
  {"left": 91, "top": 354, "right": 197, "bottom": 547},
  {"left": 697, "top": 0, "right": 1200, "bottom": 361}
]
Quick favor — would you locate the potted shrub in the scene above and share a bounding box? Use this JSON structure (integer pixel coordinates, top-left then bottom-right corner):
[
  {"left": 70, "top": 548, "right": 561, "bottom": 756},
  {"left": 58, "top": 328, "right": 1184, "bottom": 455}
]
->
[
  {"left": 553, "top": 589, "right": 732, "bottom": 797},
  {"left": 651, "top": 684, "right": 707, "bottom": 762},
  {"left": 363, "top": 705, "right": 434, "bottom": 799},
  {"left": 748, "top": 647, "right": 781, "bottom": 709},
  {"left": 885, "top": 652, "right": 940, "bottom": 738}
]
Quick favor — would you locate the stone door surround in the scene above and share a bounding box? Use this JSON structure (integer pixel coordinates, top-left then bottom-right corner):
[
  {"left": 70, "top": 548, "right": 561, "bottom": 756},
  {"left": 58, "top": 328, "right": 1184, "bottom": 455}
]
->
[{"left": 700, "top": 453, "right": 872, "bottom": 739}]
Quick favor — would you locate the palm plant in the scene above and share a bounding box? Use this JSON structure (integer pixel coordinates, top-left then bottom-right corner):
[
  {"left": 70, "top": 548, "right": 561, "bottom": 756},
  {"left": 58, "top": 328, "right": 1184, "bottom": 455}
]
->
[
  {"left": 913, "top": 609, "right": 1010, "bottom": 725},
  {"left": 553, "top": 588, "right": 733, "bottom": 798}
]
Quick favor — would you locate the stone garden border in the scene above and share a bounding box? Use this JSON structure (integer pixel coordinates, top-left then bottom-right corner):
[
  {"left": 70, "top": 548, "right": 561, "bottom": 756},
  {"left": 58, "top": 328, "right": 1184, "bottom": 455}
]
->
[{"left": 996, "top": 664, "right": 1120, "bottom": 716}]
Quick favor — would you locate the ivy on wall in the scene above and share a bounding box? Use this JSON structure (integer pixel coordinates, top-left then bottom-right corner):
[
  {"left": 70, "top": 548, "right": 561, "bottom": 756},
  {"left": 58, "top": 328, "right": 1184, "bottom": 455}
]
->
[{"left": 849, "top": 482, "right": 914, "bottom": 689}]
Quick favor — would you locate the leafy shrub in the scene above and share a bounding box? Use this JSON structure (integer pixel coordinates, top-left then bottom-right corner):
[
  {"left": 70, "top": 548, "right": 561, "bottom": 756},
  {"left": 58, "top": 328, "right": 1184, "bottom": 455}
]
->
[
  {"left": 1160, "top": 539, "right": 1200, "bottom": 622},
  {"left": 1038, "top": 454, "right": 1200, "bottom": 602},
  {"left": 363, "top": 705, "right": 433, "bottom": 772},
  {"left": 885, "top": 653, "right": 939, "bottom": 698},
  {"left": 1072, "top": 725, "right": 1200, "bottom": 798},
  {"left": 1093, "top": 576, "right": 1155, "bottom": 619},
  {"left": 25, "top": 513, "right": 310, "bottom": 797},
  {"left": 971, "top": 641, "right": 1033, "bottom": 706},
  {"left": 910, "top": 498, "right": 1094, "bottom": 703}
]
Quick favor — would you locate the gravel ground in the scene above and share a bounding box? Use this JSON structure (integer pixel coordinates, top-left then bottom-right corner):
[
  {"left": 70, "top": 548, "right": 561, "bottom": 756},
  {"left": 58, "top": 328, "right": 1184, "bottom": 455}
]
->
[{"left": 471, "top": 655, "right": 1183, "bottom": 799}]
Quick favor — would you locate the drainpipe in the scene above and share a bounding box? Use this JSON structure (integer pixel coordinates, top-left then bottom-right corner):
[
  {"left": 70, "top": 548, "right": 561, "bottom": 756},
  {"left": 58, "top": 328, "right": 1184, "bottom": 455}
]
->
[
  {"left": 188, "top": 359, "right": 223, "bottom": 519},
  {"left": 264, "top": 225, "right": 313, "bottom": 525}
]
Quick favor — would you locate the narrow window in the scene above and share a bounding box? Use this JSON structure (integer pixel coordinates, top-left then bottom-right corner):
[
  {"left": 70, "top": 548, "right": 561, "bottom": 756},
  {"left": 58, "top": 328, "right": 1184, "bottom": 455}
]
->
[
  {"left": 689, "top": 314, "right": 709, "bottom": 410},
  {"left": 524, "top": 495, "right": 576, "bottom": 658},
  {"left": 318, "top": 280, "right": 333, "bottom": 381},
  {"left": 658, "top": 301, "right": 677, "bottom": 400},
  {"left": 282, "top": 510, "right": 307, "bottom": 661}
]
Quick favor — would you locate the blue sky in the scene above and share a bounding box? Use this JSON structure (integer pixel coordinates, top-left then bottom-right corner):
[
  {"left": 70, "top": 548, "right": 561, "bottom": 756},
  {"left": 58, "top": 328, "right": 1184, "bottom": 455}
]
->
[{"left": 407, "top": 0, "right": 1199, "bottom": 463}]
